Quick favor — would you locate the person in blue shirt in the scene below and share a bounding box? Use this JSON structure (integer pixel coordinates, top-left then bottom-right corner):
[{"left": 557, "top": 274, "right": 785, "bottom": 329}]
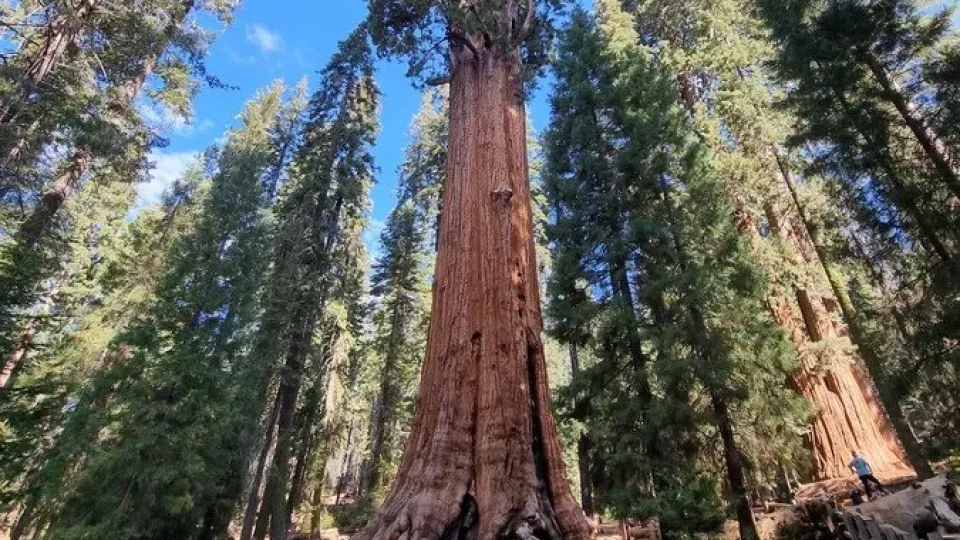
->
[{"left": 849, "top": 450, "right": 885, "bottom": 499}]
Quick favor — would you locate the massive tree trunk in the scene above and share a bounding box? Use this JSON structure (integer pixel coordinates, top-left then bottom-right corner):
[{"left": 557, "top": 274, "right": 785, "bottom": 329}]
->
[
  {"left": 775, "top": 154, "right": 933, "bottom": 478},
  {"left": 762, "top": 201, "right": 914, "bottom": 482},
  {"left": 355, "top": 49, "right": 589, "bottom": 540}
]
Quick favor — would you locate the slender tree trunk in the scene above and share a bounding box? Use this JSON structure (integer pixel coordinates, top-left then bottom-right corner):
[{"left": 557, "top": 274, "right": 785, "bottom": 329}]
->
[
  {"left": 365, "top": 301, "right": 405, "bottom": 497},
  {"left": 9, "top": 495, "right": 38, "bottom": 540},
  {"left": 0, "top": 118, "right": 40, "bottom": 191},
  {"left": 659, "top": 181, "right": 759, "bottom": 540},
  {"left": 267, "top": 324, "right": 311, "bottom": 540},
  {"left": 0, "top": 317, "right": 41, "bottom": 391},
  {"left": 829, "top": 83, "right": 960, "bottom": 277},
  {"left": 17, "top": 149, "right": 91, "bottom": 249},
  {"left": 775, "top": 154, "right": 933, "bottom": 478},
  {"left": 0, "top": 0, "right": 99, "bottom": 125},
  {"left": 568, "top": 343, "right": 594, "bottom": 518},
  {"left": 863, "top": 54, "right": 960, "bottom": 200},
  {"left": 709, "top": 392, "right": 759, "bottom": 540},
  {"left": 240, "top": 396, "right": 281, "bottom": 540},
  {"left": 253, "top": 489, "right": 272, "bottom": 540},
  {"left": 354, "top": 48, "right": 589, "bottom": 540},
  {"left": 285, "top": 397, "right": 320, "bottom": 531},
  {"left": 606, "top": 254, "right": 656, "bottom": 427},
  {"left": 0, "top": 269, "right": 68, "bottom": 400},
  {"left": 11, "top": 0, "right": 194, "bottom": 248}
]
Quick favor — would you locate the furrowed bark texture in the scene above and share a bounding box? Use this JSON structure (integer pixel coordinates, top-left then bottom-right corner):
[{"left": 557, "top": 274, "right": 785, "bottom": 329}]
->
[
  {"left": 355, "top": 50, "right": 589, "bottom": 540},
  {"left": 776, "top": 155, "right": 933, "bottom": 478},
  {"left": 763, "top": 204, "right": 913, "bottom": 482}
]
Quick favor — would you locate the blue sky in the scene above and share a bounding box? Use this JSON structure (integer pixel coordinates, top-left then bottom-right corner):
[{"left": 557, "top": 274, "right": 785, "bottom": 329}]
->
[{"left": 141, "top": 1, "right": 558, "bottom": 257}]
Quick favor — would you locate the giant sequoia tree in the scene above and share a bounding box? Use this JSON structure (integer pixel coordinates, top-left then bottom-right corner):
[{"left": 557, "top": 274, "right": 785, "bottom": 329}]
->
[
  {"left": 757, "top": 0, "right": 960, "bottom": 464},
  {"left": 357, "top": 1, "right": 590, "bottom": 538},
  {"left": 612, "top": 0, "right": 919, "bottom": 483}
]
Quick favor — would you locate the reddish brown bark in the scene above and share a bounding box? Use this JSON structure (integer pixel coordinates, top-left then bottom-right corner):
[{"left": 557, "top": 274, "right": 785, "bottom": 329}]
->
[
  {"left": 355, "top": 49, "right": 589, "bottom": 540},
  {"left": 761, "top": 202, "right": 914, "bottom": 482},
  {"left": 775, "top": 155, "right": 933, "bottom": 478}
]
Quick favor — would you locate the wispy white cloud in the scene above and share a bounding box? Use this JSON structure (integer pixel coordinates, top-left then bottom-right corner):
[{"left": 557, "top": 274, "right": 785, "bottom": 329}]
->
[
  {"left": 246, "top": 24, "right": 284, "bottom": 54},
  {"left": 134, "top": 150, "right": 199, "bottom": 210}
]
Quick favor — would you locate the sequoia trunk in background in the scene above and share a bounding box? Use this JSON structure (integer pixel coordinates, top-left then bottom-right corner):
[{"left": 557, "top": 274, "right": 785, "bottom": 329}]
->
[
  {"left": 762, "top": 203, "right": 914, "bottom": 483},
  {"left": 355, "top": 48, "right": 589, "bottom": 540},
  {"left": 776, "top": 155, "right": 934, "bottom": 478}
]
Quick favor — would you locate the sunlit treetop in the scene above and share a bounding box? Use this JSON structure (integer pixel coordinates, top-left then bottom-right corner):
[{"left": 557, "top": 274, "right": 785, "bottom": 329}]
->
[{"left": 366, "top": 0, "right": 566, "bottom": 87}]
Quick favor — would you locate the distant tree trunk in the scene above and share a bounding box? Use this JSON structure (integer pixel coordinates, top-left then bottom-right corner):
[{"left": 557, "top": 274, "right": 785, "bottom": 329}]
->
[
  {"left": 709, "top": 391, "right": 759, "bottom": 540},
  {"left": 738, "top": 202, "right": 913, "bottom": 482},
  {"left": 828, "top": 82, "right": 960, "bottom": 278},
  {"left": 568, "top": 343, "right": 594, "bottom": 518},
  {"left": 775, "top": 154, "right": 933, "bottom": 478},
  {"left": 11, "top": 0, "right": 194, "bottom": 247},
  {"left": 285, "top": 391, "right": 322, "bottom": 531},
  {"left": 364, "top": 303, "right": 405, "bottom": 497},
  {"left": 863, "top": 54, "right": 960, "bottom": 201},
  {"left": 354, "top": 47, "right": 589, "bottom": 540},
  {"left": 0, "top": 269, "right": 68, "bottom": 400},
  {"left": 253, "top": 491, "right": 272, "bottom": 540},
  {"left": 765, "top": 257, "right": 913, "bottom": 481}
]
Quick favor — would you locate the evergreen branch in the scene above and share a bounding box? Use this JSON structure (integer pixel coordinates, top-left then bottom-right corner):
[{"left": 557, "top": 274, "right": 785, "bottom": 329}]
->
[{"left": 519, "top": 0, "right": 535, "bottom": 41}]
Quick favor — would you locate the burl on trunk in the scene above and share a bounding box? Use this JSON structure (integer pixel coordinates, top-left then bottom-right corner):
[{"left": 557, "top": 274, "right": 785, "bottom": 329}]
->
[{"left": 355, "top": 51, "right": 590, "bottom": 540}]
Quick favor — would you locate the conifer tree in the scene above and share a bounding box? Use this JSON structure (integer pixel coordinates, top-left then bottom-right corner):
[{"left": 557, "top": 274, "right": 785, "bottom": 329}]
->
[
  {"left": 0, "top": 168, "right": 206, "bottom": 539},
  {"left": 545, "top": 7, "right": 806, "bottom": 538},
  {"left": 236, "top": 28, "right": 378, "bottom": 540},
  {"left": 356, "top": 0, "right": 591, "bottom": 536},
  {"left": 44, "top": 82, "right": 290, "bottom": 540},
  {"left": 0, "top": 0, "right": 238, "bottom": 401},
  {"left": 614, "top": 0, "right": 922, "bottom": 481},
  {"left": 757, "top": 0, "right": 960, "bottom": 464}
]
